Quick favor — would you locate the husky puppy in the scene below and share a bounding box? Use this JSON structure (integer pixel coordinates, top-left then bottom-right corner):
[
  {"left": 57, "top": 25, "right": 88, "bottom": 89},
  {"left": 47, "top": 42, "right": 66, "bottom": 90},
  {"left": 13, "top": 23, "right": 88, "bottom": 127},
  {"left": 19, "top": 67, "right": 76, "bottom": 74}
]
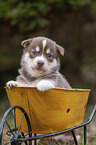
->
[{"left": 6, "top": 37, "right": 71, "bottom": 91}]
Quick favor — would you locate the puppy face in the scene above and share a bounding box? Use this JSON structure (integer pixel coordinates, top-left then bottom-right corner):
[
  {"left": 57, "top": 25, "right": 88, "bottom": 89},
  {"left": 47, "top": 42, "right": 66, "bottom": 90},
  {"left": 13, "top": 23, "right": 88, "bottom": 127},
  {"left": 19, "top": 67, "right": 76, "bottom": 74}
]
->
[{"left": 21, "top": 37, "right": 64, "bottom": 77}]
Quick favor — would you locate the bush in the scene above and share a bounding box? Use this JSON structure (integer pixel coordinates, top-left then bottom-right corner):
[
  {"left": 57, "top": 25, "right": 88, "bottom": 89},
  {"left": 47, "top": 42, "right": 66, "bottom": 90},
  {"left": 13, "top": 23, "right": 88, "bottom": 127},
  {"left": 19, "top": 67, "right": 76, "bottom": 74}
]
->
[{"left": 0, "top": 0, "right": 93, "bottom": 32}]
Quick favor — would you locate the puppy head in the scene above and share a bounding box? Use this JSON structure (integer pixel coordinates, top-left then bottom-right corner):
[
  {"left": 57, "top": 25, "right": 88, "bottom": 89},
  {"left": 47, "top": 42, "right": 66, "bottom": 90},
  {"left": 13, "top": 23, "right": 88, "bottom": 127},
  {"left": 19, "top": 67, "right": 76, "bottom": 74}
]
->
[{"left": 21, "top": 37, "right": 64, "bottom": 77}]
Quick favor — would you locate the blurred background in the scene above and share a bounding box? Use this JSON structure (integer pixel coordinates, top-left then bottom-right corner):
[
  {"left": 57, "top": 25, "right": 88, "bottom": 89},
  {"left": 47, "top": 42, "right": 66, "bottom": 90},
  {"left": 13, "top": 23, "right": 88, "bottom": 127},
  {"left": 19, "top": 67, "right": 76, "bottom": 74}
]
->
[{"left": 0, "top": 0, "right": 96, "bottom": 113}]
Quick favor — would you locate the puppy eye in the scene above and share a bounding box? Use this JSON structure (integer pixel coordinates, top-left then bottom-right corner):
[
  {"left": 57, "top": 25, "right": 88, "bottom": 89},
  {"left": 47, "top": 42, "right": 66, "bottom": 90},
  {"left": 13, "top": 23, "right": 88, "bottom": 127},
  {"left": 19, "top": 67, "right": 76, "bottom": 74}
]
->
[
  {"left": 32, "top": 51, "right": 37, "bottom": 55},
  {"left": 48, "top": 54, "right": 52, "bottom": 57}
]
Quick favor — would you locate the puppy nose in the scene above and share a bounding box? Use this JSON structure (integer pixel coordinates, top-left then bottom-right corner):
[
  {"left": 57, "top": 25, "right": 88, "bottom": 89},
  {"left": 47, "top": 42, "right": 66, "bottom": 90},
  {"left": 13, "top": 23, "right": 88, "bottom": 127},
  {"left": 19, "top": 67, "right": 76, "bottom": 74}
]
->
[{"left": 37, "top": 60, "right": 44, "bottom": 67}]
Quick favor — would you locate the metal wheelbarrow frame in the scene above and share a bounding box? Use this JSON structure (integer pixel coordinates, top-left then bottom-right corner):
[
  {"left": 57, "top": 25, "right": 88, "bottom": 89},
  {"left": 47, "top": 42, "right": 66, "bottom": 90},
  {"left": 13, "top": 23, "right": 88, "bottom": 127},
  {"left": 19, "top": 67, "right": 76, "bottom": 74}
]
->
[{"left": 0, "top": 87, "right": 96, "bottom": 145}]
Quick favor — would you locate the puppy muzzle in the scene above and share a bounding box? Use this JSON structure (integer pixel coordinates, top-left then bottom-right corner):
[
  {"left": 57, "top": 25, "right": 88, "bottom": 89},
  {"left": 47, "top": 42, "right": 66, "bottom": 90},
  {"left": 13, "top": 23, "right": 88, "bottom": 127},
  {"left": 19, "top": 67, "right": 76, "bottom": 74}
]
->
[{"left": 37, "top": 60, "right": 44, "bottom": 68}]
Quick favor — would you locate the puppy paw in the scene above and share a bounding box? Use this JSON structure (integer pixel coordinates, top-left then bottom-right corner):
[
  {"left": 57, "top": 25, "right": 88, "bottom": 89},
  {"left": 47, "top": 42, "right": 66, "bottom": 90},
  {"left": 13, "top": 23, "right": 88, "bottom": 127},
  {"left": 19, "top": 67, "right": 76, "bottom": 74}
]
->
[
  {"left": 6, "top": 81, "right": 18, "bottom": 89},
  {"left": 37, "top": 80, "right": 55, "bottom": 92}
]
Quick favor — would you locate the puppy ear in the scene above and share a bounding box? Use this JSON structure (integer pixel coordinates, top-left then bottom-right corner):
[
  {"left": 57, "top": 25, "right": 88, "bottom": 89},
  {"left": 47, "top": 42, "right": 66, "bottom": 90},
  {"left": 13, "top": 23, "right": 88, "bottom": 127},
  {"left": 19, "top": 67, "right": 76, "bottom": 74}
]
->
[
  {"left": 56, "top": 44, "right": 64, "bottom": 56},
  {"left": 21, "top": 39, "right": 33, "bottom": 47}
]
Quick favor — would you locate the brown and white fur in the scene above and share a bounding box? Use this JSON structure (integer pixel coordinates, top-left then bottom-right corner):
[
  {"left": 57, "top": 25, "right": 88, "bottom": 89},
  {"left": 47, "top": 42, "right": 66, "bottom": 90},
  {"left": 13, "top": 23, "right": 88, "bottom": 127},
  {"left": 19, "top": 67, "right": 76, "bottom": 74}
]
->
[{"left": 6, "top": 37, "right": 71, "bottom": 91}]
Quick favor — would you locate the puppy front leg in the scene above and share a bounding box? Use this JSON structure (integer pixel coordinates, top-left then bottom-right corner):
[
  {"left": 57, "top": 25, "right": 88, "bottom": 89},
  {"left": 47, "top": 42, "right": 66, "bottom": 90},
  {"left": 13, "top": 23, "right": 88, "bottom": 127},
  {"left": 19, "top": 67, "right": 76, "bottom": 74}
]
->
[
  {"left": 37, "top": 80, "right": 55, "bottom": 92},
  {"left": 6, "top": 81, "right": 27, "bottom": 89}
]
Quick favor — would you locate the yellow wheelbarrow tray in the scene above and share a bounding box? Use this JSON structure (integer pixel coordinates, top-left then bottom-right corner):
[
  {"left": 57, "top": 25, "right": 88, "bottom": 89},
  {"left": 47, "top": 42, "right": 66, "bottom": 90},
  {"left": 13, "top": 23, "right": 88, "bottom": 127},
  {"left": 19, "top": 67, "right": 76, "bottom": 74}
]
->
[
  {"left": 0, "top": 87, "right": 96, "bottom": 145},
  {"left": 5, "top": 87, "right": 90, "bottom": 133}
]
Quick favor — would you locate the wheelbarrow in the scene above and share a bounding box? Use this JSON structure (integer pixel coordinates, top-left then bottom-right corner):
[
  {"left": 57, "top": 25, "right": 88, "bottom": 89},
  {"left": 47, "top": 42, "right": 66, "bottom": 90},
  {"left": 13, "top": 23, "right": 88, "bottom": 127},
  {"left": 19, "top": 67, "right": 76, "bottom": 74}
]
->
[{"left": 0, "top": 87, "right": 96, "bottom": 145}]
